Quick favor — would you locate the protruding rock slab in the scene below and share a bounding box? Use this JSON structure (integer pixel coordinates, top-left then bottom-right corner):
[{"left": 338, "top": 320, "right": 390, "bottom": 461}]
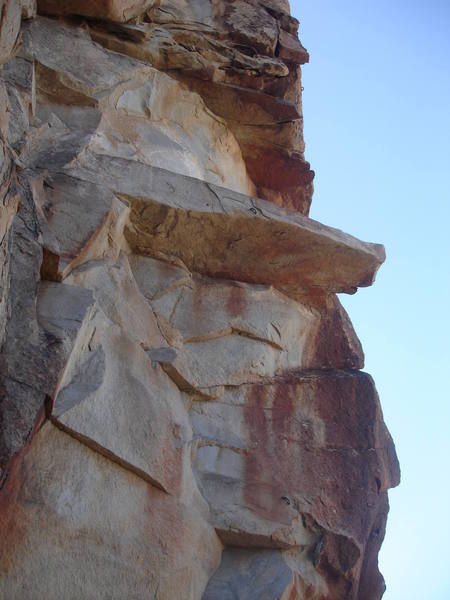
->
[
  {"left": 119, "top": 163, "right": 384, "bottom": 297},
  {"left": 55, "top": 153, "right": 385, "bottom": 298}
]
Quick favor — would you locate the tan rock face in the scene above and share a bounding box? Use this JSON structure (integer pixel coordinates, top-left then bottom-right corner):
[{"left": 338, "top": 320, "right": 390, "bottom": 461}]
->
[
  {"left": 84, "top": 0, "right": 313, "bottom": 212},
  {"left": 0, "top": 422, "right": 221, "bottom": 599},
  {"left": 0, "top": 2, "right": 398, "bottom": 599},
  {"left": 0, "top": 0, "right": 21, "bottom": 65}
]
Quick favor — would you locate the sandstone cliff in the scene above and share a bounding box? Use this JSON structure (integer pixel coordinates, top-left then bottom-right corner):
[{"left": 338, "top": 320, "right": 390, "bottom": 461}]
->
[{"left": 0, "top": 1, "right": 399, "bottom": 598}]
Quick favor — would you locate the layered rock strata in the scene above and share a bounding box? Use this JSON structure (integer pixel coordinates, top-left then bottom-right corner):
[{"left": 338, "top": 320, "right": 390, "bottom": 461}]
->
[{"left": 0, "top": 2, "right": 399, "bottom": 599}]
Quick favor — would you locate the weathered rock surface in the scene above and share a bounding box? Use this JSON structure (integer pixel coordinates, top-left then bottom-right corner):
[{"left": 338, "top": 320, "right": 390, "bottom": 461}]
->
[
  {"left": 21, "top": 16, "right": 255, "bottom": 194},
  {"left": 0, "top": 422, "right": 221, "bottom": 599},
  {"left": 0, "top": 2, "right": 399, "bottom": 599},
  {"left": 36, "top": 1, "right": 313, "bottom": 212},
  {"left": 191, "top": 373, "right": 399, "bottom": 568}
]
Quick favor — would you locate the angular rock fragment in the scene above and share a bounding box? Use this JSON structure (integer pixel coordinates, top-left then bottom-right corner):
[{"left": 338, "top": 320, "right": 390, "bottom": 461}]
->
[
  {"left": 51, "top": 320, "right": 191, "bottom": 493},
  {"left": 278, "top": 28, "right": 310, "bottom": 64},
  {"left": 31, "top": 149, "right": 384, "bottom": 297},
  {"left": 34, "top": 173, "right": 129, "bottom": 280},
  {"left": 146, "top": 346, "right": 177, "bottom": 365},
  {"left": 66, "top": 254, "right": 167, "bottom": 349}
]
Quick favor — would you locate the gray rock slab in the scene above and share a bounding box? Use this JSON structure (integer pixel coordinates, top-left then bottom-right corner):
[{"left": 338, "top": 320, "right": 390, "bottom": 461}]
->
[
  {"left": 203, "top": 549, "right": 293, "bottom": 600},
  {"left": 21, "top": 17, "right": 149, "bottom": 98},
  {"left": 37, "top": 281, "right": 94, "bottom": 337},
  {"left": 0, "top": 179, "right": 96, "bottom": 472},
  {"left": 34, "top": 173, "right": 128, "bottom": 279},
  {"left": 52, "top": 323, "right": 192, "bottom": 493},
  {"left": 62, "top": 152, "right": 385, "bottom": 298}
]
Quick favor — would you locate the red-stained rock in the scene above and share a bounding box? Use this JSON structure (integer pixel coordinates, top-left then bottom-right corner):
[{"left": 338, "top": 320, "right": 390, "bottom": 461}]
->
[
  {"left": 278, "top": 28, "right": 310, "bottom": 64},
  {"left": 37, "top": 0, "right": 152, "bottom": 22},
  {"left": 191, "top": 371, "right": 399, "bottom": 597},
  {"left": 243, "top": 144, "right": 314, "bottom": 213}
]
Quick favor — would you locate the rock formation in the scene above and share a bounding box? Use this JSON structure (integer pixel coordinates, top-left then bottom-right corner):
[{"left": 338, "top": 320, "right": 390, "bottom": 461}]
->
[{"left": 0, "top": 1, "right": 399, "bottom": 598}]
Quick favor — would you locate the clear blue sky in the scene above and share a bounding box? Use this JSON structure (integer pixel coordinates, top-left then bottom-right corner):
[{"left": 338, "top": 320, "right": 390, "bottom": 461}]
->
[{"left": 291, "top": 1, "right": 450, "bottom": 598}]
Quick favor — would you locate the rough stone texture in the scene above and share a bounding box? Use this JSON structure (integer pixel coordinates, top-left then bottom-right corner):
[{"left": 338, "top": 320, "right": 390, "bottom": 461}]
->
[
  {"left": 0, "top": 2, "right": 399, "bottom": 599},
  {"left": 0, "top": 422, "right": 221, "bottom": 599},
  {"left": 0, "top": 1, "right": 21, "bottom": 65}
]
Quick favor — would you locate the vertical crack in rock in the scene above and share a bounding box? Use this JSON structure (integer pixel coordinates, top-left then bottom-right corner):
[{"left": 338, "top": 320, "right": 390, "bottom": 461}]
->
[{"left": 0, "top": 2, "right": 399, "bottom": 599}]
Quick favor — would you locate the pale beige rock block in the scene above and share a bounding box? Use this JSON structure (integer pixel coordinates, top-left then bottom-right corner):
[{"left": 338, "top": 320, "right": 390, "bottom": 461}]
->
[
  {"left": 52, "top": 321, "right": 191, "bottom": 494},
  {"left": 0, "top": 423, "right": 222, "bottom": 599},
  {"left": 128, "top": 255, "right": 363, "bottom": 394},
  {"left": 97, "top": 78, "right": 255, "bottom": 194},
  {"left": 21, "top": 17, "right": 255, "bottom": 196},
  {"left": 67, "top": 254, "right": 167, "bottom": 349},
  {"left": 21, "top": 17, "right": 150, "bottom": 101}
]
